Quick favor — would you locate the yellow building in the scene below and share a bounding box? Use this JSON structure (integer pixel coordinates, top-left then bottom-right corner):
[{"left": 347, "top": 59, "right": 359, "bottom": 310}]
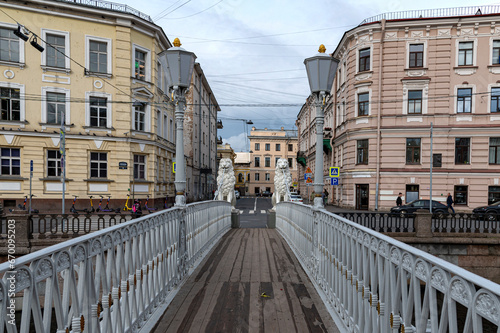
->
[
  {"left": 248, "top": 127, "right": 298, "bottom": 196},
  {"left": 0, "top": 0, "right": 178, "bottom": 211}
]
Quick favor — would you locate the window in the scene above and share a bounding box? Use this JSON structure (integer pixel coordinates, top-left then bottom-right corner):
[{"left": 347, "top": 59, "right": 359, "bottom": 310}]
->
[
  {"left": 493, "top": 40, "right": 500, "bottom": 65},
  {"left": 288, "top": 144, "right": 293, "bottom": 151},
  {"left": 0, "top": 87, "right": 20, "bottom": 121},
  {"left": 275, "top": 157, "right": 279, "bottom": 166},
  {"left": 254, "top": 187, "right": 260, "bottom": 194},
  {"left": 265, "top": 173, "right": 270, "bottom": 181},
  {"left": 356, "top": 139, "right": 368, "bottom": 165},
  {"left": 254, "top": 157, "right": 260, "bottom": 167},
  {"left": 265, "top": 143, "right": 270, "bottom": 151},
  {"left": 488, "top": 186, "right": 500, "bottom": 205},
  {"left": 0, "top": 28, "right": 19, "bottom": 63},
  {"left": 46, "top": 34, "right": 65, "bottom": 68},
  {"left": 408, "top": 90, "right": 422, "bottom": 114},
  {"left": 134, "top": 155, "right": 146, "bottom": 180},
  {"left": 265, "top": 157, "right": 271, "bottom": 167},
  {"left": 247, "top": 174, "right": 250, "bottom": 182},
  {"left": 90, "top": 97, "right": 107, "bottom": 127},
  {"left": 47, "top": 150, "right": 61, "bottom": 177},
  {"left": 1, "top": 148, "right": 20, "bottom": 176},
  {"left": 458, "top": 41, "right": 473, "bottom": 66},
  {"left": 134, "top": 103, "right": 145, "bottom": 131},
  {"left": 238, "top": 173, "right": 244, "bottom": 182},
  {"left": 89, "top": 40, "right": 107, "bottom": 73},
  {"left": 409, "top": 44, "right": 424, "bottom": 68},
  {"left": 276, "top": 144, "right": 281, "bottom": 151},
  {"left": 406, "top": 184, "right": 419, "bottom": 203},
  {"left": 288, "top": 158, "right": 293, "bottom": 169},
  {"left": 491, "top": 88, "right": 500, "bottom": 113},
  {"left": 358, "top": 92, "right": 369, "bottom": 116},
  {"left": 406, "top": 138, "right": 421, "bottom": 164},
  {"left": 490, "top": 138, "right": 500, "bottom": 164},
  {"left": 359, "top": 48, "right": 370, "bottom": 72},
  {"left": 433, "top": 154, "right": 442, "bottom": 168},
  {"left": 255, "top": 143, "right": 260, "bottom": 151},
  {"left": 47, "top": 92, "right": 66, "bottom": 124},
  {"left": 90, "top": 152, "right": 107, "bottom": 178},
  {"left": 455, "top": 138, "right": 470, "bottom": 164},
  {"left": 135, "top": 49, "right": 146, "bottom": 80},
  {"left": 454, "top": 185, "right": 468, "bottom": 205},
  {"left": 457, "top": 88, "right": 472, "bottom": 113},
  {"left": 255, "top": 173, "right": 260, "bottom": 181}
]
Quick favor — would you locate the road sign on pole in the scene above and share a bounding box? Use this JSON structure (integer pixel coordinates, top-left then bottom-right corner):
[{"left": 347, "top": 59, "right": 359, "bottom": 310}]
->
[
  {"left": 329, "top": 167, "right": 339, "bottom": 177},
  {"left": 330, "top": 177, "right": 339, "bottom": 185}
]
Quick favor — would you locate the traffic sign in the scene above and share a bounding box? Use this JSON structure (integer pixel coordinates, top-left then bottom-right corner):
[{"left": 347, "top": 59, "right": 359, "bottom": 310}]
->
[
  {"left": 306, "top": 167, "right": 312, "bottom": 173},
  {"left": 173, "top": 162, "right": 176, "bottom": 173},
  {"left": 306, "top": 177, "right": 313, "bottom": 184},
  {"left": 330, "top": 177, "right": 339, "bottom": 185},
  {"left": 329, "top": 167, "right": 339, "bottom": 177}
]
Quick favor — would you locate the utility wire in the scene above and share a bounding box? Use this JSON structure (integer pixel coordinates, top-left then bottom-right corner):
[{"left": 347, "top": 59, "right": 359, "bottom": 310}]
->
[
  {"left": 163, "top": 0, "right": 224, "bottom": 20},
  {"left": 154, "top": 0, "right": 192, "bottom": 21}
]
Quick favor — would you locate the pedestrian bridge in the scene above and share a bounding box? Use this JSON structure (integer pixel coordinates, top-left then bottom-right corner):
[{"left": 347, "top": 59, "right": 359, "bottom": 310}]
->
[{"left": 1, "top": 201, "right": 499, "bottom": 332}]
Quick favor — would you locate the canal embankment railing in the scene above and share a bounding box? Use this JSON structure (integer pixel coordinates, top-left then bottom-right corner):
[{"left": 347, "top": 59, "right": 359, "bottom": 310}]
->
[
  {"left": 276, "top": 202, "right": 500, "bottom": 333},
  {"left": 0, "top": 200, "right": 231, "bottom": 333}
]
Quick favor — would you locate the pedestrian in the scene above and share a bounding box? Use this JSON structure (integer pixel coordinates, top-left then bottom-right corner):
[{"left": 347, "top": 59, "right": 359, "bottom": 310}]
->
[
  {"left": 323, "top": 189, "right": 329, "bottom": 205},
  {"left": 396, "top": 193, "right": 403, "bottom": 206},
  {"left": 447, "top": 193, "right": 455, "bottom": 213}
]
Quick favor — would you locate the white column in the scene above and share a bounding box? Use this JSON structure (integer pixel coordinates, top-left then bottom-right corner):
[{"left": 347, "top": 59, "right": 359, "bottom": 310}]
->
[
  {"left": 174, "top": 88, "right": 187, "bottom": 206},
  {"left": 313, "top": 92, "right": 325, "bottom": 209}
]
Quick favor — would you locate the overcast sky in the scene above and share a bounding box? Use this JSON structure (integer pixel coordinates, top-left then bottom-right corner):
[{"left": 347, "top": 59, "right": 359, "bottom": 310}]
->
[{"left": 121, "top": 0, "right": 493, "bottom": 151}]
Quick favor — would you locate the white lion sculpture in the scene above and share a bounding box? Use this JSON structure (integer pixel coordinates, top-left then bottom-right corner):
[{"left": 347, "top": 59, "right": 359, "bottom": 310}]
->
[
  {"left": 272, "top": 158, "right": 292, "bottom": 208},
  {"left": 214, "top": 158, "right": 236, "bottom": 208}
]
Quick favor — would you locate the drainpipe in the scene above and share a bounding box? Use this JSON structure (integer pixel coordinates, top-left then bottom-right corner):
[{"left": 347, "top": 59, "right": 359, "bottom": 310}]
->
[
  {"left": 375, "top": 19, "right": 386, "bottom": 211},
  {"left": 208, "top": 93, "right": 212, "bottom": 197},
  {"left": 198, "top": 76, "right": 202, "bottom": 200}
]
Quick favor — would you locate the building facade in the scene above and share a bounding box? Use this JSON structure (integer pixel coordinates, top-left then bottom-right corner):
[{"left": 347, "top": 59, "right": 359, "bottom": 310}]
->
[
  {"left": 298, "top": 6, "right": 500, "bottom": 211},
  {"left": 0, "top": 0, "right": 215, "bottom": 211},
  {"left": 248, "top": 127, "right": 298, "bottom": 196},
  {"left": 234, "top": 152, "right": 251, "bottom": 196},
  {"left": 184, "top": 64, "right": 220, "bottom": 202}
]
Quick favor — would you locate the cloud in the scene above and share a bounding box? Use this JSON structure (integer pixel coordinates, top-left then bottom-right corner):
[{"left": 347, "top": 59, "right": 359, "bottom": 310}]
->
[{"left": 222, "top": 132, "right": 248, "bottom": 152}]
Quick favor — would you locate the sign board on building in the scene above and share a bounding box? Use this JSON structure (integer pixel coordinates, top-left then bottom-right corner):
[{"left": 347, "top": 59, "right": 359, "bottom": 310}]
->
[
  {"left": 119, "top": 162, "right": 127, "bottom": 170},
  {"left": 329, "top": 167, "right": 339, "bottom": 177}
]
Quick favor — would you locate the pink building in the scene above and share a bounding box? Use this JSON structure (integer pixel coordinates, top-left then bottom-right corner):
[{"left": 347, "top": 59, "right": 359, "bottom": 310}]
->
[{"left": 297, "top": 6, "right": 500, "bottom": 211}]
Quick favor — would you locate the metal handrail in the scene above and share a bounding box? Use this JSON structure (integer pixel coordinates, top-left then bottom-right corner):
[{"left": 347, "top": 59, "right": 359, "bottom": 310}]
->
[{"left": 360, "top": 5, "right": 500, "bottom": 25}]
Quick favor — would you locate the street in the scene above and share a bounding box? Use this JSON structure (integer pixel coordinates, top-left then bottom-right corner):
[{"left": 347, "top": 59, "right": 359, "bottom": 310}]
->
[{"left": 235, "top": 197, "right": 272, "bottom": 228}]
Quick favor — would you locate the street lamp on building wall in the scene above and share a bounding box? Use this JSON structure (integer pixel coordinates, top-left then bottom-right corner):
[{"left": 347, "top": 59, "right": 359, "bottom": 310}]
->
[
  {"left": 304, "top": 45, "right": 339, "bottom": 209},
  {"left": 159, "top": 38, "right": 196, "bottom": 206}
]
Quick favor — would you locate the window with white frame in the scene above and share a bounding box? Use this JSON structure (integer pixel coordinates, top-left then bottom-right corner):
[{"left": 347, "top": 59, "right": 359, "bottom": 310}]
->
[
  {"left": 134, "top": 103, "right": 145, "bottom": 131},
  {"left": 402, "top": 80, "right": 429, "bottom": 115},
  {"left": 408, "top": 90, "right": 422, "bottom": 114},
  {"left": 134, "top": 154, "right": 146, "bottom": 180},
  {"left": 1, "top": 87, "right": 20, "bottom": 121},
  {"left": 133, "top": 45, "right": 151, "bottom": 81},
  {"left": 47, "top": 149, "right": 61, "bottom": 177},
  {"left": 458, "top": 41, "right": 474, "bottom": 66},
  {"left": 90, "top": 152, "right": 107, "bottom": 178},
  {"left": 42, "top": 29, "right": 70, "bottom": 69},
  {"left": 86, "top": 36, "right": 111, "bottom": 75},
  {"left": 0, "top": 27, "right": 21, "bottom": 63},
  {"left": 42, "top": 87, "right": 70, "bottom": 125},
  {"left": 89, "top": 97, "right": 107, "bottom": 127},
  {"left": 491, "top": 87, "right": 500, "bottom": 113},
  {"left": 265, "top": 173, "right": 270, "bottom": 181},
  {"left": 1, "top": 147, "right": 20, "bottom": 176}
]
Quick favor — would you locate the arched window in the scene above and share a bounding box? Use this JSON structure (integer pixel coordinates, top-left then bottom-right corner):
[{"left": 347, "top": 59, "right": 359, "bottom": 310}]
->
[{"left": 238, "top": 173, "right": 244, "bottom": 182}]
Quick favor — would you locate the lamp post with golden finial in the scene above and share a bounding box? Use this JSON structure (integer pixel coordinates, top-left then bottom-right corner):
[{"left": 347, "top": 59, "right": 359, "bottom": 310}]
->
[
  {"left": 304, "top": 44, "right": 339, "bottom": 209},
  {"left": 159, "top": 38, "right": 196, "bottom": 206}
]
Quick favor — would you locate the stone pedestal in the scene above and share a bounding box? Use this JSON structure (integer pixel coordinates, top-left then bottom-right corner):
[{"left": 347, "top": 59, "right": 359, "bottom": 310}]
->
[
  {"left": 1, "top": 211, "right": 31, "bottom": 255},
  {"left": 414, "top": 210, "right": 433, "bottom": 238},
  {"left": 231, "top": 209, "right": 240, "bottom": 228},
  {"left": 267, "top": 209, "right": 276, "bottom": 229}
]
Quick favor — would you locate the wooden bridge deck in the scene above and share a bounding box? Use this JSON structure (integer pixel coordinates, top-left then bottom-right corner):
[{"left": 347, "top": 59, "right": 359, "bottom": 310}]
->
[{"left": 152, "top": 228, "right": 339, "bottom": 333}]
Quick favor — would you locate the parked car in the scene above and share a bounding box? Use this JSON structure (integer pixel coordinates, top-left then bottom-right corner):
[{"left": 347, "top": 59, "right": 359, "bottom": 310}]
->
[
  {"left": 261, "top": 191, "right": 272, "bottom": 197},
  {"left": 290, "top": 194, "right": 303, "bottom": 203},
  {"left": 234, "top": 190, "right": 240, "bottom": 199},
  {"left": 472, "top": 201, "right": 500, "bottom": 220},
  {"left": 390, "top": 199, "right": 448, "bottom": 218}
]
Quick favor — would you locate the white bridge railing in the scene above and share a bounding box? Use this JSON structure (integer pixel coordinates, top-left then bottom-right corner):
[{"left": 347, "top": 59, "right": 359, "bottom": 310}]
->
[
  {"left": 0, "top": 201, "right": 231, "bottom": 333},
  {"left": 276, "top": 202, "right": 500, "bottom": 333}
]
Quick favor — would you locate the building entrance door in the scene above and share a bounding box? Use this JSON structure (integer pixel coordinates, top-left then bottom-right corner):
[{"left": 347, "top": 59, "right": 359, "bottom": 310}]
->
[{"left": 356, "top": 184, "right": 369, "bottom": 210}]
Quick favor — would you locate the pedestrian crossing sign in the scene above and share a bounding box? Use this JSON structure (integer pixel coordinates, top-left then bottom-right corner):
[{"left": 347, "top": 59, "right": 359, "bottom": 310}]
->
[{"left": 329, "top": 167, "right": 339, "bottom": 177}]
